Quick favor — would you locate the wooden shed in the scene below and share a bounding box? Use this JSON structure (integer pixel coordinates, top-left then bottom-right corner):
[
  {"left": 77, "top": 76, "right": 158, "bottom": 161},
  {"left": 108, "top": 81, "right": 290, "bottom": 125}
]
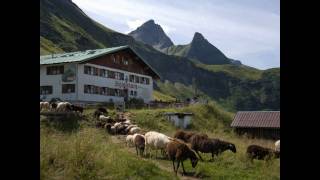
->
[{"left": 231, "top": 111, "right": 280, "bottom": 139}]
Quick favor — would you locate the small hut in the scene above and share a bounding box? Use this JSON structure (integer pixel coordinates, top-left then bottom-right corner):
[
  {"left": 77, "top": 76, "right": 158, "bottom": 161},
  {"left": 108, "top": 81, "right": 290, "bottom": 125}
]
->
[{"left": 231, "top": 111, "right": 280, "bottom": 139}]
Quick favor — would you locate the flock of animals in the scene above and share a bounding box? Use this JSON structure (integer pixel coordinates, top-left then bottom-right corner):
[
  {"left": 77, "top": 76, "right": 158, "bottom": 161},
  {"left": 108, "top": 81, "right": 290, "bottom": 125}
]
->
[
  {"left": 40, "top": 101, "right": 280, "bottom": 176},
  {"left": 92, "top": 107, "right": 281, "bottom": 175},
  {"left": 40, "top": 101, "right": 84, "bottom": 113}
]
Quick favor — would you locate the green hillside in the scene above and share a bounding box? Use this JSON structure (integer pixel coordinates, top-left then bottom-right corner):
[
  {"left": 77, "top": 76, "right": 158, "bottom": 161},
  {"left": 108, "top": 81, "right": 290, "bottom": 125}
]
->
[
  {"left": 39, "top": 0, "right": 279, "bottom": 111},
  {"left": 197, "top": 64, "right": 263, "bottom": 80}
]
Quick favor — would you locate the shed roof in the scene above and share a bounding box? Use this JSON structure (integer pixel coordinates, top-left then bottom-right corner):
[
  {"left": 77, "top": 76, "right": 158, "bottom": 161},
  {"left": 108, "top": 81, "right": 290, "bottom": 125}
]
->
[
  {"left": 40, "top": 45, "right": 160, "bottom": 79},
  {"left": 231, "top": 111, "right": 280, "bottom": 128}
]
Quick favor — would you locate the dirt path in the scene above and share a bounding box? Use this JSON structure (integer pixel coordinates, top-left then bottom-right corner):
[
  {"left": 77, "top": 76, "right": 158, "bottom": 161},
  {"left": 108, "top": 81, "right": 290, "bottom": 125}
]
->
[{"left": 110, "top": 135, "right": 200, "bottom": 180}]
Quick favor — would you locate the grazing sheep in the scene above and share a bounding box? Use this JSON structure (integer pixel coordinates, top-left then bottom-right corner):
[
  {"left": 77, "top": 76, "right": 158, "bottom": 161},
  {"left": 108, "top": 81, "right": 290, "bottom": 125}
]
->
[
  {"left": 166, "top": 140, "right": 199, "bottom": 175},
  {"left": 71, "top": 104, "right": 83, "bottom": 113},
  {"left": 50, "top": 102, "right": 57, "bottom": 111},
  {"left": 129, "top": 127, "right": 141, "bottom": 134},
  {"left": 93, "top": 110, "right": 103, "bottom": 119},
  {"left": 98, "top": 107, "right": 108, "bottom": 114},
  {"left": 99, "top": 115, "right": 110, "bottom": 122},
  {"left": 144, "top": 131, "right": 171, "bottom": 158},
  {"left": 173, "top": 130, "right": 196, "bottom": 142},
  {"left": 40, "top": 102, "right": 50, "bottom": 111},
  {"left": 125, "top": 125, "right": 138, "bottom": 133},
  {"left": 56, "top": 102, "right": 72, "bottom": 112},
  {"left": 275, "top": 140, "right": 280, "bottom": 152},
  {"left": 124, "top": 119, "right": 131, "bottom": 124},
  {"left": 189, "top": 136, "right": 236, "bottom": 161},
  {"left": 247, "top": 145, "right": 280, "bottom": 161},
  {"left": 134, "top": 134, "right": 145, "bottom": 156},
  {"left": 126, "top": 135, "right": 134, "bottom": 147}
]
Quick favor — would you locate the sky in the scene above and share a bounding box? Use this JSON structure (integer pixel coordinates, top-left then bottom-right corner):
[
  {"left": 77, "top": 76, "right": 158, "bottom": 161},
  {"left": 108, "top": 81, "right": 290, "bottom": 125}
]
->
[{"left": 72, "top": 0, "right": 279, "bottom": 70}]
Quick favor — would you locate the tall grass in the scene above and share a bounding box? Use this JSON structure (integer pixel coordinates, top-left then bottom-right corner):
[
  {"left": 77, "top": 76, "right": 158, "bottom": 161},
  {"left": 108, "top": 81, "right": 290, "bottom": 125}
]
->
[{"left": 40, "top": 125, "right": 177, "bottom": 180}]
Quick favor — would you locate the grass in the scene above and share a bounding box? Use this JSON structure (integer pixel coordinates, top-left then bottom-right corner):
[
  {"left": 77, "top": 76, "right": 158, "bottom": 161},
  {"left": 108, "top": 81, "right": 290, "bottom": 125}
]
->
[
  {"left": 40, "top": 119, "right": 177, "bottom": 180},
  {"left": 153, "top": 90, "right": 176, "bottom": 102},
  {"left": 40, "top": 103, "right": 280, "bottom": 180},
  {"left": 197, "top": 64, "right": 263, "bottom": 80}
]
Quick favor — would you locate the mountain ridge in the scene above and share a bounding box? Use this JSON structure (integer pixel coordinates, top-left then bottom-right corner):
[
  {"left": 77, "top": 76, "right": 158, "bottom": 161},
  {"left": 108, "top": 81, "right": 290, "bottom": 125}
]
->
[
  {"left": 40, "top": 0, "right": 279, "bottom": 111},
  {"left": 128, "top": 19, "right": 174, "bottom": 50}
]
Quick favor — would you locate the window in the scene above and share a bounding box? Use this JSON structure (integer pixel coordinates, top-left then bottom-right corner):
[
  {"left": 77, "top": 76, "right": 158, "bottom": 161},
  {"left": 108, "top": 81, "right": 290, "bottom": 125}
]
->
[
  {"left": 62, "top": 84, "right": 75, "bottom": 93},
  {"left": 107, "top": 70, "right": 115, "bottom": 79},
  {"left": 100, "top": 69, "right": 107, "bottom": 77},
  {"left": 122, "top": 57, "right": 129, "bottom": 65},
  {"left": 146, "top": 78, "right": 150, "bottom": 85},
  {"left": 112, "top": 55, "right": 116, "bottom": 63},
  {"left": 47, "top": 66, "right": 64, "bottom": 75},
  {"left": 129, "top": 75, "right": 134, "bottom": 82},
  {"left": 100, "top": 87, "right": 107, "bottom": 95},
  {"left": 134, "top": 91, "right": 137, "bottom": 96},
  {"left": 40, "top": 86, "right": 52, "bottom": 95},
  {"left": 93, "top": 67, "right": 99, "bottom": 76},
  {"left": 135, "top": 76, "right": 139, "bottom": 83},
  {"left": 130, "top": 90, "right": 134, "bottom": 96},
  {"left": 107, "top": 88, "right": 115, "bottom": 96},
  {"left": 140, "top": 77, "right": 145, "bottom": 84},
  {"left": 115, "top": 72, "right": 124, "bottom": 80},
  {"left": 84, "top": 65, "right": 92, "bottom": 75}
]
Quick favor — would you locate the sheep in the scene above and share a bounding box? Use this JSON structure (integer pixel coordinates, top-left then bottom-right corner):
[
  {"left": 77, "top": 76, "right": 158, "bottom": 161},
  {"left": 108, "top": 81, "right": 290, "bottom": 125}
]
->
[
  {"left": 56, "top": 102, "right": 72, "bottom": 112},
  {"left": 173, "top": 130, "right": 196, "bottom": 143},
  {"left": 50, "top": 102, "right": 57, "bottom": 111},
  {"left": 247, "top": 145, "right": 280, "bottom": 161},
  {"left": 97, "top": 107, "right": 108, "bottom": 114},
  {"left": 275, "top": 140, "right": 280, "bottom": 152},
  {"left": 129, "top": 127, "right": 141, "bottom": 134},
  {"left": 189, "top": 136, "right": 236, "bottom": 161},
  {"left": 124, "top": 119, "right": 131, "bottom": 124},
  {"left": 93, "top": 110, "right": 103, "bottom": 119},
  {"left": 40, "top": 102, "right": 50, "bottom": 111},
  {"left": 133, "top": 134, "right": 145, "bottom": 156},
  {"left": 71, "top": 104, "right": 83, "bottom": 113},
  {"left": 126, "top": 135, "right": 134, "bottom": 147},
  {"left": 144, "top": 131, "right": 171, "bottom": 158},
  {"left": 99, "top": 115, "right": 110, "bottom": 122},
  {"left": 124, "top": 125, "right": 138, "bottom": 133},
  {"left": 166, "top": 140, "right": 199, "bottom": 175}
]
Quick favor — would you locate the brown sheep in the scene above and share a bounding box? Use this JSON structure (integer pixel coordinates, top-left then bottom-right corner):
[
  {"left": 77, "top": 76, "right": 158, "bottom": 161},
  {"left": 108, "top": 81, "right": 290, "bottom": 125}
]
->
[
  {"left": 190, "top": 136, "right": 236, "bottom": 161},
  {"left": 173, "top": 130, "right": 196, "bottom": 142},
  {"left": 134, "top": 134, "right": 145, "bottom": 156},
  {"left": 166, "top": 140, "right": 198, "bottom": 175},
  {"left": 247, "top": 145, "right": 280, "bottom": 161}
]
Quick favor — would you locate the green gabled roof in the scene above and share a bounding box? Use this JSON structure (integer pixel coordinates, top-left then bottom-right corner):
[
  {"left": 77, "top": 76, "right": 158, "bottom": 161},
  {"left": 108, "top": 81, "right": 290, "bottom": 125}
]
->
[
  {"left": 40, "top": 45, "right": 161, "bottom": 79},
  {"left": 40, "top": 46, "right": 128, "bottom": 65}
]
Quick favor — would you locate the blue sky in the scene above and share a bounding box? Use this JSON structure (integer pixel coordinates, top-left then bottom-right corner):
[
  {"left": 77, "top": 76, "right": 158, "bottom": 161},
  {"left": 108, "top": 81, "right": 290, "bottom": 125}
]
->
[{"left": 72, "top": 0, "right": 279, "bottom": 70}]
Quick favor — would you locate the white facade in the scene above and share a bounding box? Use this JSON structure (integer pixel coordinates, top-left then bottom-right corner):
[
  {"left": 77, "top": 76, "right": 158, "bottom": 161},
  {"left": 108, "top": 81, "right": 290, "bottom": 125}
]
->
[{"left": 40, "top": 62, "right": 154, "bottom": 103}]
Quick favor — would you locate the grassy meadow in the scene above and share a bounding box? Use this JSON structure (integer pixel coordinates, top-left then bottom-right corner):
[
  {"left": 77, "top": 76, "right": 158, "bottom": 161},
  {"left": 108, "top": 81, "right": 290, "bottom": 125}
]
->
[{"left": 40, "top": 103, "right": 280, "bottom": 180}]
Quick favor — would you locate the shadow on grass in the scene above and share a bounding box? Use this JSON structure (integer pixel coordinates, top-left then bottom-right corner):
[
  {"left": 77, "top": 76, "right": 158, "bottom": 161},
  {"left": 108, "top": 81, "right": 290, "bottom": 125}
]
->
[{"left": 41, "top": 114, "right": 80, "bottom": 132}]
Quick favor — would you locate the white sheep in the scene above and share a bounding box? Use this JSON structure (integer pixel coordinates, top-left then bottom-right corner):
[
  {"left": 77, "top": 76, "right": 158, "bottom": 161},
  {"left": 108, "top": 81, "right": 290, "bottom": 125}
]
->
[
  {"left": 56, "top": 102, "right": 72, "bottom": 112},
  {"left": 129, "top": 127, "right": 141, "bottom": 134},
  {"left": 275, "top": 140, "right": 280, "bottom": 152},
  {"left": 124, "top": 119, "right": 131, "bottom": 124},
  {"left": 125, "top": 125, "right": 137, "bottom": 133},
  {"left": 126, "top": 135, "right": 134, "bottom": 147},
  {"left": 144, "top": 131, "right": 171, "bottom": 158},
  {"left": 40, "top": 102, "right": 50, "bottom": 111},
  {"left": 99, "top": 115, "right": 111, "bottom": 121}
]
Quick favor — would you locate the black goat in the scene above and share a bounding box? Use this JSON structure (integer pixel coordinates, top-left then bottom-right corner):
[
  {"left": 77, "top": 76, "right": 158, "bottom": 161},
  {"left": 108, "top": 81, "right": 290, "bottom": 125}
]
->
[{"left": 247, "top": 145, "right": 280, "bottom": 161}]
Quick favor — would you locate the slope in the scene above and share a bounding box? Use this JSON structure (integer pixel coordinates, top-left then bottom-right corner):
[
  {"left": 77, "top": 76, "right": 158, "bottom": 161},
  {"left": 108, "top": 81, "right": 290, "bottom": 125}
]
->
[{"left": 40, "top": 0, "right": 279, "bottom": 111}]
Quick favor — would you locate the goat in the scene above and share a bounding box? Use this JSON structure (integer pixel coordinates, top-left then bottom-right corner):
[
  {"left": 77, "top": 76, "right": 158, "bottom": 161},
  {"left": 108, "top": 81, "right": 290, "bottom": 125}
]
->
[{"left": 166, "top": 140, "right": 199, "bottom": 175}]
